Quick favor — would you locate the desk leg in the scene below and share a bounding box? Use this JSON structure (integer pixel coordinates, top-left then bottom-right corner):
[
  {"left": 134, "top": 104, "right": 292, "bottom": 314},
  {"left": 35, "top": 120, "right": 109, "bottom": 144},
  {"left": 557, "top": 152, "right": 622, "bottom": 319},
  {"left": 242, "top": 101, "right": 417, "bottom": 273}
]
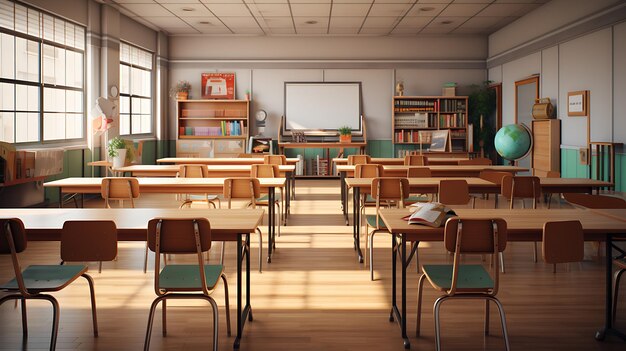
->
[
  {"left": 389, "top": 234, "right": 410, "bottom": 349},
  {"left": 234, "top": 233, "right": 248, "bottom": 349},
  {"left": 353, "top": 186, "right": 363, "bottom": 263},
  {"left": 341, "top": 171, "right": 348, "bottom": 225},
  {"left": 267, "top": 187, "right": 275, "bottom": 263},
  {"left": 59, "top": 189, "right": 63, "bottom": 208},
  {"left": 596, "top": 234, "right": 626, "bottom": 341},
  {"left": 285, "top": 172, "right": 291, "bottom": 223}
]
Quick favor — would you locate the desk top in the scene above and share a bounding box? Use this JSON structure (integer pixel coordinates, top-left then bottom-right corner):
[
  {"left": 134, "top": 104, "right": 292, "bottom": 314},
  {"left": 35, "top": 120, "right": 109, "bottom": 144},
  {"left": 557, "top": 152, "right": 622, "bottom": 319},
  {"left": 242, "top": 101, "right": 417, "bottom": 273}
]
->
[
  {"left": 0, "top": 208, "right": 264, "bottom": 240},
  {"left": 332, "top": 157, "right": 468, "bottom": 166},
  {"left": 113, "top": 164, "right": 295, "bottom": 173},
  {"left": 336, "top": 164, "right": 527, "bottom": 172},
  {"left": 157, "top": 157, "right": 299, "bottom": 165},
  {"left": 345, "top": 177, "right": 496, "bottom": 189},
  {"left": 278, "top": 141, "right": 367, "bottom": 148}
]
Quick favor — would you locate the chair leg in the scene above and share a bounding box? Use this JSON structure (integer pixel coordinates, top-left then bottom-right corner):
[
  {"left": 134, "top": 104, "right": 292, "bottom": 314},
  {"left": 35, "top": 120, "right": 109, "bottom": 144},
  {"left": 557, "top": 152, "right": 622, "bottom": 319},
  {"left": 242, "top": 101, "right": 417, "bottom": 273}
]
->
[
  {"left": 369, "top": 230, "right": 378, "bottom": 281},
  {"left": 500, "top": 252, "right": 506, "bottom": 273},
  {"left": 221, "top": 273, "right": 232, "bottom": 336},
  {"left": 144, "top": 242, "right": 149, "bottom": 274},
  {"left": 433, "top": 296, "right": 447, "bottom": 351},
  {"left": 256, "top": 228, "right": 263, "bottom": 273},
  {"left": 533, "top": 242, "right": 538, "bottom": 263},
  {"left": 491, "top": 297, "right": 511, "bottom": 351},
  {"left": 143, "top": 296, "right": 165, "bottom": 351},
  {"left": 208, "top": 296, "right": 220, "bottom": 351},
  {"left": 19, "top": 298, "right": 28, "bottom": 339},
  {"left": 416, "top": 274, "right": 426, "bottom": 336},
  {"left": 484, "top": 299, "right": 490, "bottom": 336},
  {"left": 162, "top": 299, "right": 167, "bottom": 337},
  {"left": 81, "top": 274, "right": 99, "bottom": 337},
  {"left": 220, "top": 242, "right": 226, "bottom": 266},
  {"left": 613, "top": 269, "right": 625, "bottom": 323},
  {"left": 98, "top": 261, "right": 103, "bottom": 274}
]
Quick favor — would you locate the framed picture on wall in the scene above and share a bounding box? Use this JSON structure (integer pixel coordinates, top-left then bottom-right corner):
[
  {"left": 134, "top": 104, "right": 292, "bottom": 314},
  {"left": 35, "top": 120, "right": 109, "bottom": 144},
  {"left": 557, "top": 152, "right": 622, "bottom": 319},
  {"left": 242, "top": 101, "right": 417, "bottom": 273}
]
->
[
  {"left": 428, "top": 130, "right": 451, "bottom": 152},
  {"left": 201, "top": 73, "right": 236, "bottom": 99},
  {"left": 567, "top": 90, "right": 589, "bottom": 116}
]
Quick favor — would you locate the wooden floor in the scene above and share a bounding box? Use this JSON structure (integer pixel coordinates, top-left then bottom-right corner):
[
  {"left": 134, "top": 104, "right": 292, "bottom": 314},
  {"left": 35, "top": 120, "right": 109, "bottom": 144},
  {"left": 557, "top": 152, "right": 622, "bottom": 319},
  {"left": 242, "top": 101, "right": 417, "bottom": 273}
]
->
[{"left": 1, "top": 179, "right": 625, "bottom": 350}]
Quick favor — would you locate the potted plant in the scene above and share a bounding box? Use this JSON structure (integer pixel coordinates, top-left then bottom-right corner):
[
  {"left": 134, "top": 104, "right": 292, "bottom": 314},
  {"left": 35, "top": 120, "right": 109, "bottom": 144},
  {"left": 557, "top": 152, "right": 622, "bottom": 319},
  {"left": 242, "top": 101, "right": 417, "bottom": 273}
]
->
[
  {"left": 108, "top": 137, "right": 128, "bottom": 168},
  {"left": 170, "top": 80, "right": 191, "bottom": 100},
  {"left": 468, "top": 81, "right": 496, "bottom": 159},
  {"left": 244, "top": 89, "right": 251, "bottom": 101},
  {"left": 338, "top": 125, "right": 352, "bottom": 143}
]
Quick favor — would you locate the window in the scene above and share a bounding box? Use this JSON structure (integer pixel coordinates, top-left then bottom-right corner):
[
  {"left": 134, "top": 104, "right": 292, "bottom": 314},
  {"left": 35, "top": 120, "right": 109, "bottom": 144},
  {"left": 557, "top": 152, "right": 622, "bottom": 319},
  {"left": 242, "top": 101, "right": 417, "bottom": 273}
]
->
[
  {"left": 120, "top": 42, "right": 152, "bottom": 135},
  {"left": 0, "top": 0, "right": 85, "bottom": 144}
]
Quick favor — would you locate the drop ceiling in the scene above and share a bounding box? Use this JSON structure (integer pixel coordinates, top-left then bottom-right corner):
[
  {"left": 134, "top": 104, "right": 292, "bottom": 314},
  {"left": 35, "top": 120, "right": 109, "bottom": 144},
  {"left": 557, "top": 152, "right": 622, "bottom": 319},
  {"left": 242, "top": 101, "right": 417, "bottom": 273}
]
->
[{"left": 111, "top": 0, "right": 551, "bottom": 36}]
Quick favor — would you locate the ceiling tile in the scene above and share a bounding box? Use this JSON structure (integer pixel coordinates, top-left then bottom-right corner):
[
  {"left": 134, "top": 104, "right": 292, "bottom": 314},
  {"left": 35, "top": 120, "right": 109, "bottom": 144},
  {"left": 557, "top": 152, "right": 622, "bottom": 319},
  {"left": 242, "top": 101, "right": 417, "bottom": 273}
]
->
[
  {"left": 206, "top": 3, "right": 250, "bottom": 16},
  {"left": 294, "top": 16, "right": 329, "bottom": 28},
  {"left": 291, "top": 4, "right": 331, "bottom": 17},
  {"left": 180, "top": 16, "right": 219, "bottom": 27},
  {"left": 232, "top": 27, "right": 264, "bottom": 34},
  {"left": 405, "top": 4, "right": 447, "bottom": 16},
  {"left": 362, "top": 16, "right": 399, "bottom": 27},
  {"left": 220, "top": 16, "right": 259, "bottom": 27},
  {"left": 118, "top": 3, "right": 172, "bottom": 16},
  {"left": 452, "top": 0, "right": 492, "bottom": 3},
  {"left": 390, "top": 27, "right": 423, "bottom": 35},
  {"left": 359, "top": 27, "right": 391, "bottom": 35},
  {"left": 333, "top": 0, "right": 373, "bottom": 3},
  {"left": 262, "top": 17, "right": 294, "bottom": 28},
  {"left": 196, "top": 26, "right": 232, "bottom": 34},
  {"left": 113, "top": 0, "right": 156, "bottom": 3},
  {"left": 290, "top": 0, "right": 331, "bottom": 3},
  {"left": 296, "top": 27, "right": 328, "bottom": 34},
  {"left": 415, "top": 0, "right": 453, "bottom": 3},
  {"left": 160, "top": 3, "right": 214, "bottom": 17},
  {"left": 154, "top": 0, "right": 201, "bottom": 4},
  {"left": 374, "top": 0, "right": 414, "bottom": 3},
  {"left": 461, "top": 16, "right": 506, "bottom": 28},
  {"left": 495, "top": 0, "right": 546, "bottom": 3},
  {"left": 202, "top": 0, "right": 251, "bottom": 3},
  {"left": 254, "top": 4, "right": 291, "bottom": 17},
  {"left": 329, "top": 26, "right": 360, "bottom": 35},
  {"left": 397, "top": 16, "right": 433, "bottom": 27},
  {"left": 331, "top": 4, "right": 371, "bottom": 17},
  {"left": 420, "top": 26, "right": 454, "bottom": 34},
  {"left": 438, "top": 3, "right": 488, "bottom": 17},
  {"left": 141, "top": 16, "right": 190, "bottom": 27},
  {"left": 426, "top": 16, "right": 469, "bottom": 28},
  {"left": 329, "top": 16, "right": 365, "bottom": 28},
  {"left": 164, "top": 27, "right": 201, "bottom": 34},
  {"left": 368, "top": 4, "right": 411, "bottom": 17},
  {"left": 478, "top": 3, "right": 529, "bottom": 16},
  {"left": 268, "top": 27, "right": 296, "bottom": 34},
  {"left": 451, "top": 27, "right": 489, "bottom": 34}
]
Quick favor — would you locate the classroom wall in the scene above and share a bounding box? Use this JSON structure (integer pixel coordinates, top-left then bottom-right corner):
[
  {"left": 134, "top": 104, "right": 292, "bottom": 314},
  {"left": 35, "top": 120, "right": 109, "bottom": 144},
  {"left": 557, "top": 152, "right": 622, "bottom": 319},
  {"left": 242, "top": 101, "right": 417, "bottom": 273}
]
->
[{"left": 487, "top": 2, "right": 626, "bottom": 191}]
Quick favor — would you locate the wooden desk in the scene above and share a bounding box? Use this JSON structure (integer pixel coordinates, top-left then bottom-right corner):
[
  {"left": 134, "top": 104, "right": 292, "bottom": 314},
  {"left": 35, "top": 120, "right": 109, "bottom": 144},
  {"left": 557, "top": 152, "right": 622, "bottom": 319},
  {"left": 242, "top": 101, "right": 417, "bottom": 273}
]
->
[
  {"left": 44, "top": 177, "right": 285, "bottom": 263},
  {"left": 378, "top": 208, "right": 626, "bottom": 348},
  {"left": 157, "top": 157, "right": 300, "bottom": 166},
  {"left": 278, "top": 141, "right": 367, "bottom": 154},
  {"left": 113, "top": 165, "right": 180, "bottom": 177},
  {"left": 0, "top": 208, "right": 263, "bottom": 349},
  {"left": 87, "top": 160, "right": 113, "bottom": 177},
  {"left": 332, "top": 157, "right": 468, "bottom": 166}
]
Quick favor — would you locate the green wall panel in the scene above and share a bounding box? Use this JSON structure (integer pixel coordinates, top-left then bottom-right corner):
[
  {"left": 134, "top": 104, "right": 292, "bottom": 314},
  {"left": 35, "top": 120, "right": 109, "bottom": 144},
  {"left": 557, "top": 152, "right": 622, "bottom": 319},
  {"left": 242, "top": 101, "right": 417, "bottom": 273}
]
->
[{"left": 561, "top": 147, "right": 625, "bottom": 193}]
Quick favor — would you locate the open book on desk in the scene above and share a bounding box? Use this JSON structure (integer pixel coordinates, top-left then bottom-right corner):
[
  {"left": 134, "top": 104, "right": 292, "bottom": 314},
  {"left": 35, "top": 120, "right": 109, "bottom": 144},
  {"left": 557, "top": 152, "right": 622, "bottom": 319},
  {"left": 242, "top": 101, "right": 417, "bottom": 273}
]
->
[{"left": 402, "top": 202, "right": 456, "bottom": 228}]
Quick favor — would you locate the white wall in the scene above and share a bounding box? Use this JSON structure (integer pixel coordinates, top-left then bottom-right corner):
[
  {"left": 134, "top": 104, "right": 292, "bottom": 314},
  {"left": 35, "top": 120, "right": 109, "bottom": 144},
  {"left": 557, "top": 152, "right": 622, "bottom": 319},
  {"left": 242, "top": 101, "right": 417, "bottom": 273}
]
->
[
  {"left": 495, "top": 52, "right": 541, "bottom": 126},
  {"left": 614, "top": 21, "right": 626, "bottom": 142}
]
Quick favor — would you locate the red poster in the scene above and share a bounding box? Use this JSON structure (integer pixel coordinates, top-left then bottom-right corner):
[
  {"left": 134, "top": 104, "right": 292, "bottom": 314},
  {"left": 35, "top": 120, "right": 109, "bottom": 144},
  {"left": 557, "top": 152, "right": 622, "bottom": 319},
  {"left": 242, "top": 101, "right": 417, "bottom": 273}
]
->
[{"left": 201, "top": 73, "right": 235, "bottom": 100}]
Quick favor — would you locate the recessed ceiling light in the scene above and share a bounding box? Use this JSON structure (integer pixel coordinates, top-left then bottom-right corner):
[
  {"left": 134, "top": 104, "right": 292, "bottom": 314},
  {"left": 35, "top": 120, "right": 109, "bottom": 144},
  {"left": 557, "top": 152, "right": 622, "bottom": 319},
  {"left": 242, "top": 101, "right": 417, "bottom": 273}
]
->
[
  {"left": 419, "top": 7, "right": 435, "bottom": 12},
  {"left": 181, "top": 7, "right": 195, "bottom": 12},
  {"left": 199, "top": 21, "right": 211, "bottom": 25},
  {"left": 441, "top": 20, "right": 453, "bottom": 25},
  {"left": 305, "top": 20, "right": 318, "bottom": 25}
]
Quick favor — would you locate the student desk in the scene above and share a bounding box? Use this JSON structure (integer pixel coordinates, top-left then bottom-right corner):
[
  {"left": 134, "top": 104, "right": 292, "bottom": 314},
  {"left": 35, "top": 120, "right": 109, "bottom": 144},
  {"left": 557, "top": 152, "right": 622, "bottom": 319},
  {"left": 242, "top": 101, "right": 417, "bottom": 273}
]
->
[
  {"left": 0, "top": 208, "right": 262, "bottom": 349},
  {"left": 332, "top": 157, "right": 468, "bottom": 166},
  {"left": 378, "top": 208, "right": 626, "bottom": 349},
  {"left": 44, "top": 177, "right": 285, "bottom": 263}
]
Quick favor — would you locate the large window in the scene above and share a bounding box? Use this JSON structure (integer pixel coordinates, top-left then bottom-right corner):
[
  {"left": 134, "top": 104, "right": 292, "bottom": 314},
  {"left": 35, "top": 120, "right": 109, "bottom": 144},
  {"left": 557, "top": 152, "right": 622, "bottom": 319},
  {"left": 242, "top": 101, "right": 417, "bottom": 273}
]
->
[
  {"left": 119, "top": 42, "right": 152, "bottom": 136},
  {"left": 0, "top": 0, "right": 85, "bottom": 143}
]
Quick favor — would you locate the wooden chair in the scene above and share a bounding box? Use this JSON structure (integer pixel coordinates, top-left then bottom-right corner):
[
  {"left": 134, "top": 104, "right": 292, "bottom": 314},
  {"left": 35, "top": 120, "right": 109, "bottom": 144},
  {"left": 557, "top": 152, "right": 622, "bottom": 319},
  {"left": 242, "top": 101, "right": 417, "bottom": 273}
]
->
[
  {"left": 251, "top": 164, "right": 283, "bottom": 233},
  {"left": 223, "top": 178, "right": 264, "bottom": 272},
  {"left": 178, "top": 164, "right": 220, "bottom": 209},
  {"left": 417, "top": 217, "right": 510, "bottom": 351},
  {"left": 407, "top": 167, "right": 431, "bottom": 178},
  {"left": 365, "top": 177, "right": 410, "bottom": 280},
  {"left": 501, "top": 175, "right": 541, "bottom": 265},
  {"left": 479, "top": 171, "right": 511, "bottom": 207},
  {"left": 458, "top": 157, "right": 492, "bottom": 165},
  {"left": 542, "top": 220, "right": 584, "bottom": 273},
  {"left": 144, "top": 218, "right": 230, "bottom": 351},
  {"left": 0, "top": 218, "right": 115, "bottom": 350},
  {"left": 347, "top": 154, "right": 371, "bottom": 165},
  {"left": 563, "top": 193, "right": 626, "bottom": 209},
  {"left": 404, "top": 155, "right": 428, "bottom": 166},
  {"left": 355, "top": 164, "right": 384, "bottom": 235},
  {"left": 62, "top": 220, "right": 118, "bottom": 273},
  {"left": 101, "top": 177, "right": 140, "bottom": 208},
  {"left": 438, "top": 179, "right": 475, "bottom": 209},
  {"left": 264, "top": 154, "right": 287, "bottom": 165},
  {"left": 545, "top": 171, "right": 561, "bottom": 208}
]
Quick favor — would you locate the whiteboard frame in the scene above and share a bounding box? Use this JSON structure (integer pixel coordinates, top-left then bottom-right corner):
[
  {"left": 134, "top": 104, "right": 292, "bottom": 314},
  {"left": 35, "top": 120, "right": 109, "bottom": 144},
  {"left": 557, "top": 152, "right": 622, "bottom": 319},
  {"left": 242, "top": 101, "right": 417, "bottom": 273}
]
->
[{"left": 283, "top": 82, "right": 363, "bottom": 133}]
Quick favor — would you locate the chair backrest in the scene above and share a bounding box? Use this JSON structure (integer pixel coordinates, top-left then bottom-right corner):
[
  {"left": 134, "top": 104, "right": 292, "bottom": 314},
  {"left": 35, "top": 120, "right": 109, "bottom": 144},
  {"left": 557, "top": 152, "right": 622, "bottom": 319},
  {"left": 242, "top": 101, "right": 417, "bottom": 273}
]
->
[
  {"left": 438, "top": 179, "right": 471, "bottom": 206},
  {"left": 355, "top": 164, "right": 383, "bottom": 178},
  {"left": 347, "top": 154, "right": 371, "bottom": 165},
  {"left": 542, "top": 220, "right": 584, "bottom": 265},
  {"left": 404, "top": 155, "right": 428, "bottom": 166},
  {"left": 501, "top": 175, "right": 541, "bottom": 208},
  {"left": 371, "top": 177, "right": 410, "bottom": 204},
  {"left": 223, "top": 177, "right": 261, "bottom": 208},
  {"left": 563, "top": 193, "right": 626, "bottom": 209},
  {"left": 479, "top": 171, "right": 511, "bottom": 185},
  {"left": 0, "top": 218, "right": 29, "bottom": 296},
  {"left": 147, "top": 218, "right": 212, "bottom": 295},
  {"left": 251, "top": 164, "right": 280, "bottom": 178},
  {"left": 458, "top": 157, "right": 492, "bottom": 165},
  {"left": 546, "top": 170, "right": 560, "bottom": 178},
  {"left": 101, "top": 177, "right": 140, "bottom": 208},
  {"left": 61, "top": 221, "right": 118, "bottom": 263},
  {"left": 444, "top": 217, "right": 507, "bottom": 295},
  {"left": 264, "top": 154, "right": 287, "bottom": 165},
  {"left": 407, "top": 167, "right": 431, "bottom": 178},
  {"left": 178, "top": 164, "right": 208, "bottom": 178}
]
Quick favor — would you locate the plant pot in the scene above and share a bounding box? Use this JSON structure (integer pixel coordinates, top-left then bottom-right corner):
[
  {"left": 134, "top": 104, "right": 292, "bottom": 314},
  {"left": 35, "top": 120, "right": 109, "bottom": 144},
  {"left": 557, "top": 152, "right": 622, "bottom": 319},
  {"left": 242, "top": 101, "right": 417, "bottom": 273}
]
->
[
  {"left": 340, "top": 135, "right": 352, "bottom": 143},
  {"left": 244, "top": 93, "right": 250, "bottom": 101},
  {"left": 112, "top": 149, "right": 127, "bottom": 168},
  {"left": 176, "top": 92, "right": 188, "bottom": 100}
]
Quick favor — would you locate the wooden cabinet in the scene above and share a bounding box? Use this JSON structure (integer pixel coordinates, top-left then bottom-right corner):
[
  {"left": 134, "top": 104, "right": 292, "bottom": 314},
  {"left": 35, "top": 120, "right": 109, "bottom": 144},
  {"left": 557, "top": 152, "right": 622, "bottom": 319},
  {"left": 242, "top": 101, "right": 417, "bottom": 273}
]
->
[
  {"left": 176, "top": 100, "right": 249, "bottom": 157},
  {"left": 531, "top": 119, "right": 560, "bottom": 177},
  {"left": 392, "top": 96, "right": 468, "bottom": 157}
]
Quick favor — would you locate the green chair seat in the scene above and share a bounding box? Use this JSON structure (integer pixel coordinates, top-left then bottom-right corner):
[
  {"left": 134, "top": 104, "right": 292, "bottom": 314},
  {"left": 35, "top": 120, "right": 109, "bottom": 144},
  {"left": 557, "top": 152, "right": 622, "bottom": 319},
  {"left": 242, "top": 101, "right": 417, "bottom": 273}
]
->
[
  {"left": 187, "top": 194, "right": 218, "bottom": 201},
  {"left": 158, "top": 264, "right": 223, "bottom": 290},
  {"left": 422, "top": 264, "right": 494, "bottom": 291},
  {"left": 366, "top": 214, "right": 386, "bottom": 229},
  {"left": 0, "top": 265, "right": 87, "bottom": 292},
  {"left": 405, "top": 195, "right": 430, "bottom": 203}
]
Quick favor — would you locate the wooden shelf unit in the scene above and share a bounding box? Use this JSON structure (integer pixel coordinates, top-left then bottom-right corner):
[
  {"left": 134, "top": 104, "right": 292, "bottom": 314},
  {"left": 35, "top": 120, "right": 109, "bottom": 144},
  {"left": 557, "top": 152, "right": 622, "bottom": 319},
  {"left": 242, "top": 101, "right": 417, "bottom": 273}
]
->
[
  {"left": 176, "top": 99, "right": 249, "bottom": 157},
  {"left": 531, "top": 119, "right": 560, "bottom": 177},
  {"left": 392, "top": 96, "right": 468, "bottom": 157}
]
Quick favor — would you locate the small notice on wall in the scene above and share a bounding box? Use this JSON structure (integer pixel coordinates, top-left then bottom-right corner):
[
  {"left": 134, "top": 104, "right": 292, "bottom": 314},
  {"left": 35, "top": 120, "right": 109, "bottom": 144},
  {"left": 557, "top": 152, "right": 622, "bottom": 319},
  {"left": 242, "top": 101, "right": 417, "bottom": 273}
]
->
[{"left": 201, "top": 73, "right": 235, "bottom": 100}]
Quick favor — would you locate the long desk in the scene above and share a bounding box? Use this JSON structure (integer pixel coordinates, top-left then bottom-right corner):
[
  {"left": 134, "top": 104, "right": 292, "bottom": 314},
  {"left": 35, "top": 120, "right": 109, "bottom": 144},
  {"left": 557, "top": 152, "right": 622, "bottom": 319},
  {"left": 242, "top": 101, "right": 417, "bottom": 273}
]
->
[
  {"left": 379, "top": 208, "right": 626, "bottom": 348},
  {"left": 332, "top": 157, "right": 468, "bottom": 166},
  {"left": 157, "top": 157, "right": 300, "bottom": 166},
  {"left": 44, "top": 177, "right": 285, "bottom": 263},
  {"left": 278, "top": 141, "right": 367, "bottom": 155},
  {"left": 0, "top": 208, "right": 264, "bottom": 349}
]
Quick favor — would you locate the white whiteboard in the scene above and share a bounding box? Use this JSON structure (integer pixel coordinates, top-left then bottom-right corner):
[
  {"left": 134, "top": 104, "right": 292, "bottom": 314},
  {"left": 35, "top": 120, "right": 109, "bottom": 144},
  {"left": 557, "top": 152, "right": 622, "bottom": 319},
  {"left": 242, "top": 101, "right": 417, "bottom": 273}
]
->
[{"left": 284, "top": 82, "right": 361, "bottom": 130}]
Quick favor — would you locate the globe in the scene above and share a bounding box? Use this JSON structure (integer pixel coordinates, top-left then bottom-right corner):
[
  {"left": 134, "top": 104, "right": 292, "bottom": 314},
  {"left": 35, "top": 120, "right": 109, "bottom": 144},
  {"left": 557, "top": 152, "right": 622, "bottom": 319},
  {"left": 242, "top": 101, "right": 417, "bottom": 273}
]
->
[{"left": 494, "top": 124, "right": 532, "bottom": 161}]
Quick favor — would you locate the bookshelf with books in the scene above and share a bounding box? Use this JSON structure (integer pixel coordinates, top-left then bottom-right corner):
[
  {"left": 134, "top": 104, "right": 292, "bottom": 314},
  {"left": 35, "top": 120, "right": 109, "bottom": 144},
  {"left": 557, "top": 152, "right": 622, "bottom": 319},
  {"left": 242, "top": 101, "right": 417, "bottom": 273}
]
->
[
  {"left": 176, "top": 99, "right": 249, "bottom": 157},
  {"left": 392, "top": 96, "right": 468, "bottom": 156}
]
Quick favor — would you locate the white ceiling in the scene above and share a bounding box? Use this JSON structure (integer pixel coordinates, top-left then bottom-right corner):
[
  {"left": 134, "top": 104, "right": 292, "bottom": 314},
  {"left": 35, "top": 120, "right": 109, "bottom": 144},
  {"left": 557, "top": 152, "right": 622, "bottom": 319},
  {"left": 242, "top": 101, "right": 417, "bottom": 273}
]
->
[{"left": 111, "top": 0, "right": 551, "bottom": 36}]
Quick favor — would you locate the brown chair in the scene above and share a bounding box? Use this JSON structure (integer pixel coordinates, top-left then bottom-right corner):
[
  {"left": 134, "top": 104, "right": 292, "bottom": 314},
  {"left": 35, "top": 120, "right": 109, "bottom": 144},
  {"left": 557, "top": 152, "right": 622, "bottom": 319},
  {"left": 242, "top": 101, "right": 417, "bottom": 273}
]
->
[
  {"left": 223, "top": 178, "right": 264, "bottom": 272},
  {"left": 501, "top": 175, "right": 541, "bottom": 265},
  {"left": 365, "top": 177, "right": 410, "bottom": 280},
  {"left": 407, "top": 167, "right": 431, "bottom": 178},
  {"left": 0, "top": 218, "right": 116, "bottom": 350},
  {"left": 563, "top": 193, "right": 626, "bottom": 209},
  {"left": 347, "top": 154, "right": 371, "bottom": 165},
  {"left": 438, "top": 179, "right": 475, "bottom": 209},
  {"left": 178, "top": 164, "right": 220, "bottom": 209},
  {"left": 417, "top": 218, "right": 510, "bottom": 351},
  {"left": 101, "top": 177, "right": 140, "bottom": 208},
  {"left": 144, "top": 218, "right": 230, "bottom": 351},
  {"left": 264, "top": 154, "right": 287, "bottom": 165},
  {"left": 355, "top": 164, "right": 384, "bottom": 234},
  {"left": 251, "top": 164, "right": 283, "bottom": 233},
  {"left": 458, "top": 157, "right": 492, "bottom": 165},
  {"left": 404, "top": 155, "right": 428, "bottom": 166},
  {"left": 542, "top": 220, "right": 584, "bottom": 273},
  {"left": 545, "top": 171, "right": 561, "bottom": 208},
  {"left": 479, "top": 171, "right": 511, "bottom": 208}
]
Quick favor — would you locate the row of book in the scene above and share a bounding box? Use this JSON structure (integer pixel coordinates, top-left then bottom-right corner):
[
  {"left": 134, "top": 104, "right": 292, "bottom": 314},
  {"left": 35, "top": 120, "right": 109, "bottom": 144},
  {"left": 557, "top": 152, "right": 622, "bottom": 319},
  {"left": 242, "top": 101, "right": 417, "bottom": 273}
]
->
[
  {"left": 439, "top": 99, "right": 466, "bottom": 112},
  {"left": 395, "top": 99, "right": 436, "bottom": 108},
  {"left": 181, "top": 109, "right": 247, "bottom": 118},
  {"left": 179, "top": 120, "right": 246, "bottom": 136},
  {"left": 395, "top": 113, "right": 436, "bottom": 129},
  {"left": 439, "top": 113, "right": 465, "bottom": 128},
  {"left": 394, "top": 130, "right": 432, "bottom": 144},
  {"left": 450, "top": 130, "right": 467, "bottom": 138}
]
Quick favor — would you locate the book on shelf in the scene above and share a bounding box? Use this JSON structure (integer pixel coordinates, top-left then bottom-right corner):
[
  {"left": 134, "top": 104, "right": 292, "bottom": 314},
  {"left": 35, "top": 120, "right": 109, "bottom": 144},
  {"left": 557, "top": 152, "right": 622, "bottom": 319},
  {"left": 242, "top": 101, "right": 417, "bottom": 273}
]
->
[{"left": 402, "top": 202, "right": 456, "bottom": 228}]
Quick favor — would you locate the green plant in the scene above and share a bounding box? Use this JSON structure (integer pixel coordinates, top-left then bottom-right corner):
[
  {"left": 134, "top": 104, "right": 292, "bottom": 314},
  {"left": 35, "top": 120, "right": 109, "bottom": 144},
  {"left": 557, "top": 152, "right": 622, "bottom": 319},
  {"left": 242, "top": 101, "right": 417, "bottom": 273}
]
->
[
  {"left": 468, "top": 81, "right": 496, "bottom": 156},
  {"left": 337, "top": 125, "right": 352, "bottom": 136},
  {"left": 169, "top": 80, "right": 191, "bottom": 97},
  {"left": 107, "top": 137, "right": 126, "bottom": 158}
]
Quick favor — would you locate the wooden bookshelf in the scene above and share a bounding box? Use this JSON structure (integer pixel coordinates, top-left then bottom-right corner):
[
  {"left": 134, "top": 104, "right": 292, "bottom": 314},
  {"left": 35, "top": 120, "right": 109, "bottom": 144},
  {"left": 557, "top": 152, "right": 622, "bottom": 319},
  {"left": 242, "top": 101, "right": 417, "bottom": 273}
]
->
[
  {"left": 392, "top": 96, "right": 468, "bottom": 157},
  {"left": 176, "top": 99, "right": 249, "bottom": 157}
]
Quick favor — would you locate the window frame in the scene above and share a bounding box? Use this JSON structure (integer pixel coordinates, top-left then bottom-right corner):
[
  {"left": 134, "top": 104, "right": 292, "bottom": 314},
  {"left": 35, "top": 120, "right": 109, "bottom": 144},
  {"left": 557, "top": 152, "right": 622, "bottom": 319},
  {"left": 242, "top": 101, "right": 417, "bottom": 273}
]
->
[{"left": 119, "top": 41, "right": 154, "bottom": 137}]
